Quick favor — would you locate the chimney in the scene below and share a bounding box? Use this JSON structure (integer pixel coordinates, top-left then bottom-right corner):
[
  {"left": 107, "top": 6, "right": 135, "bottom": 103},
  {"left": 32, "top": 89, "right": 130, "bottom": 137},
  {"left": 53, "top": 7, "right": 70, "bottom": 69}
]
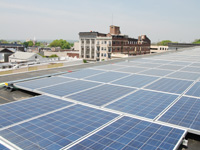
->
[{"left": 110, "top": 25, "right": 121, "bottom": 35}]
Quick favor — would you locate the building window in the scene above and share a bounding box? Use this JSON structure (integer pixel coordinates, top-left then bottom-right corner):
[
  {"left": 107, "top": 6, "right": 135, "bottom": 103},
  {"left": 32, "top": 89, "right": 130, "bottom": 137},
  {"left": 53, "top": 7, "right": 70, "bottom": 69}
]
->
[
  {"left": 104, "top": 41, "right": 107, "bottom": 44},
  {"left": 101, "top": 53, "right": 103, "bottom": 57},
  {"left": 104, "top": 53, "right": 106, "bottom": 57}
]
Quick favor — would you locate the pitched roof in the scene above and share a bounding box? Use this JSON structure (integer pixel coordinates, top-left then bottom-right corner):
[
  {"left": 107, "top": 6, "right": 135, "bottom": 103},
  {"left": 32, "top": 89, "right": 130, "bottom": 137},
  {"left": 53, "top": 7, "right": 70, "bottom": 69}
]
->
[{"left": 9, "top": 52, "right": 39, "bottom": 60}]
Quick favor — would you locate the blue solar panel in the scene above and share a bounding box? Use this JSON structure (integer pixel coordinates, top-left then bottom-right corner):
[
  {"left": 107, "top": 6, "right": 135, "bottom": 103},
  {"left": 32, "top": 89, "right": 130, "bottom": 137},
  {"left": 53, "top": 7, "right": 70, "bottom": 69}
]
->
[
  {"left": 0, "top": 95, "right": 72, "bottom": 128},
  {"left": 151, "top": 60, "right": 172, "bottom": 64},
  {"left": 136, "top": 63, "right": 162, "bottom": 68},
  {"left": 106, "top": 90, "right": 178, "bottom": 119},
  {"left": 116, "top": 66, "right": 148, "bottom": 73},
  {"left": 158, "top": 65, "right": 184, "bottom": 71},
  {"left": 167, "top": 71, "right": 200, "bottom": 81},
  {"left": 159, "top": 96, "right": 200, "bottom": 131},
  {"left": 38, "top": 80, "right": 101, "bottom": 97},
  {"left": 169, "top": 61, "right": 192, "bottom": 66},
  {"left": 15, "top": 76, "right": 74, "bottom": 90},
  {"left": 0, "top": 105, "right": 118, "bottom": 150},
  {"left": 85, "top": 71, "right": 129, "bottom": 83},
  {"left": 181, "top": 67, "right": 200, "bottom": 73},
  {"left": 145, "top": 78, "right": 193, "bottom": 94},
  {"left": 186, "top": 82, "right": 200, "bottom": 97},
  {"left": 0, "top": 144, "right": 9, "bottom": 150},
  {"left": 61, "top": 69, "right": 105, "bottom": 78},
  {"left": 139, "top": 69, "right": 173, "bottom": 76},
  {"left": 69, "top": 116, "right": 185, "bottom": 150},
  {"left": 67, "top": 84, "right": 135, "bottom": 106},
  {"left": 112, "top": 74, "right": 158, "bottom": 88}
]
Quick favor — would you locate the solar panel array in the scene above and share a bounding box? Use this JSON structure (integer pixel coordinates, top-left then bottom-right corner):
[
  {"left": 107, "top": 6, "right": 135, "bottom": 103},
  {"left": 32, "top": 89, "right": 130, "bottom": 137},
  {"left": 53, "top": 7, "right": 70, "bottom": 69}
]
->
[{"left": 1, "top": 47, "right": 200, "bottom": 149}]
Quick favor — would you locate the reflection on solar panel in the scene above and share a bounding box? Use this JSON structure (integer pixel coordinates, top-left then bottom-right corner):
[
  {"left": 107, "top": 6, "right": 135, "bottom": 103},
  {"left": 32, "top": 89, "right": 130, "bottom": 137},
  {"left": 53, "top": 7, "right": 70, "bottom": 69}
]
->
[
  {"left": 106, "top": 90, "right": 178, "bottom": 119},
  {"left": 139, "top": 69, "right": 173, "bottom": 76},
  {"left": 61, "top": 69, "right": 105, "bottom": 79},
  {"left": 69, "top": 117, "right": 185, "bottom": 150},
  {"left": 145, "top": 78, "right": 193, "bottom": 94},
  {"left": 186, "top": 82, "right": 200, "bottom": 97},
  {"left": 159, "top": 96, "right": 200, "bottom": 131},
  {"left": 167, "top": 71, "right": 200, "bottom": 80},
  {"left": 67, "top": 84, "right": 135, "bottom": 106},
  {"left": 93, "top": 64, "right": 125, "bottom": 70},
  {"left": 112, "top": 74, "right": 158, "bottom": 88},
  {"left": 85, "top": 71, "right": 129, "bottom": 83},
  {"left": 158, "top": 65, "right": 184, "bottom": 70},
  {"left": 181, "top": 67, "right": 200, "bottom": 73},
  {"left": 0, "top": 95, "right": 72, "bottom": 128},
  {"left": 0, "top": 105, "right": 118, "bottom": 150},
  {"left": 116, "top": 66, "right": 148, "bottom": 73},
  {"left": 0, "top": 144, "right": 9, "bottom": 150},
  {"left": 169, "top": 61, "right": 191, "bottom": 66},
  {"left": 15, "top": 76, "right": 74, "bottom": 90},
  {"left": 38, "top": 80, "right": 101, "bottom": 97}
]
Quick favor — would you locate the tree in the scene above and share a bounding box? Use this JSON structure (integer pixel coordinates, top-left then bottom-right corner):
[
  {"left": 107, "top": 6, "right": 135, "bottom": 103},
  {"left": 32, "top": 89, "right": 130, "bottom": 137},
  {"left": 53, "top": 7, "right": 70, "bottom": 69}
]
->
[
  {"left": 192, "top": 39, "right": 200, "bottom": 44},
  {"left": 49, "top": 39, "right": 72, "bottom": 49},
  {"left": 23, "top": 41, "right": 33, "bottom": 48},
  {"left": 157, "top": 40, "right": 172, "bottom": 46}
]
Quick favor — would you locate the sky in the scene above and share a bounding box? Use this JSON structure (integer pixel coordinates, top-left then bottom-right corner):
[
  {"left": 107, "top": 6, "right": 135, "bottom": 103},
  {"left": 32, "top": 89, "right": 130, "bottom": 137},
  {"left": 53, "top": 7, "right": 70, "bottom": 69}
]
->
[{"left": 0, "top": 0, "right": 200, "bottom": 43}]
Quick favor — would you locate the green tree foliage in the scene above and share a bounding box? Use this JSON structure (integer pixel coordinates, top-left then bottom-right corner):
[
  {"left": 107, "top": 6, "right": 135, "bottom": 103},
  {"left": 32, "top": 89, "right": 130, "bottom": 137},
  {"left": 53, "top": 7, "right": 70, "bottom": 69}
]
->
[
  {"left": 192, "top": 39, "right": 200, "bottom": 44},
  {"left": 49, "top": 54, "right": 58, "bottom": 58},
  {"left": 49, "top": 39, "right": 72, "bottom": 49},
  {"left": 0, "top": 40, "right": 8, "bottom": 43},
  {"left": 157, "top": 40, "right": 172, "bottom": 46},
  {"left": 23, "top": 41, "right": 33, "bottom": 48},
  {"left": 35, "top": 42, "right": 41, "bottom": 46}
]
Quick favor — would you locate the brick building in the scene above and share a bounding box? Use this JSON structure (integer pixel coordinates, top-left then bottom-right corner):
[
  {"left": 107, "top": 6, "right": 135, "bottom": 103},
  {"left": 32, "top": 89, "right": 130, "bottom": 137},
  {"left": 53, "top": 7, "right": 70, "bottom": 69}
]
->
[{"left": 79, "top": 25, "right": 151, "bottom": 61}]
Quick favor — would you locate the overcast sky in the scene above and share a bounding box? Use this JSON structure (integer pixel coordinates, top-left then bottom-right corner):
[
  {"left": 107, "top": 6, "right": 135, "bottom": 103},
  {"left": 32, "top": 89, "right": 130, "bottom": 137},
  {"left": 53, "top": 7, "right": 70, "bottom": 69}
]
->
[{"left": 0, "top": 0, "right": 199, "bottom": 43}]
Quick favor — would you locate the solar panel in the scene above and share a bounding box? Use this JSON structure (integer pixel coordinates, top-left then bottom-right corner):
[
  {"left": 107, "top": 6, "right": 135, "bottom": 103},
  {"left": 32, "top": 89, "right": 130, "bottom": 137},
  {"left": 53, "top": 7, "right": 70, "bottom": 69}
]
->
[
  {"left": 169, "top": 61, "right": 192, "bottom": 66},
  {"left": 69, "top": 116, "right": 185, "bottom": 150},
  {"left": 0, "top": 144, "right": 9, "bottom": 150},
  {"left": 139, "top": 69, "right": 173, "bottom": 76},
  {"left": 136, "top": 63, "right": 162, "bottom": 68},
  {"left": 106, "top": 90, "right": 178, "bottom": 119},
  {"left": 112, "top": 74, "right": 158, "bottom": 88},
  {"left": 185, "top": 82, "right": 200, "bottom": 97},
  {"left": 115, "top": 61, "right": 143, "bottom": 66},
  {"left": 151, "top": 60, "right": 172, "bottom": 64},
  {"left": 85, "top": 71, "right": 129, "bottom": 83},
  {"left": 167, "top": 71, "right": 200, "bottom": 81},
  {"left": 131, "top": 58, "right": 154, "bottom": 63},
  {"left": 67, "top": 84, "right": 135, "bottom": 106},
  {"left": 157, "top": 65, "right": 184, "bottom": 71},
  {"left": 190, "top": 63, "right": 200, "bottom": 67},
  {"left": 61, "top": 69, "right": 105, "bottom": 79},
  {"left": 38, "top": 80, "right": 101, "bottom": 97},
  {"left": 145, "top": 78, "right": 193, "bottom": 94},
  {"left": 0, "top": 105, "right": 118, "bottom": 150},
  {"left": 0, "top": 95, "right": 72, "bottom": 128},
  {"left": 181, "top": 67, "right": 200, "bottom": 73},
  {"left": 92, "top": 64, "right": 125, "bottom": 71},
  {"left": 159, "top": 96, "right": 200, "bottom": 131},
  {"left": 116, "top": 66, "right": 148, "bottom": 73},
  {"left": 15, "top": 76, "right": 74, "bottom": 90}
]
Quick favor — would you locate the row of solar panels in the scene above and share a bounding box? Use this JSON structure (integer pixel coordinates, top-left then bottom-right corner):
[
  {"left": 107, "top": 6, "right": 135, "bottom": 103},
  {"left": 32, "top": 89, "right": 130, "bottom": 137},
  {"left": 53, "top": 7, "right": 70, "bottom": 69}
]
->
[
  {"left": 1, "top": 47, "right": 200, "bottom": 149},
  {"left": 0, "top": 95, "right": 186, "bottom": 150}
]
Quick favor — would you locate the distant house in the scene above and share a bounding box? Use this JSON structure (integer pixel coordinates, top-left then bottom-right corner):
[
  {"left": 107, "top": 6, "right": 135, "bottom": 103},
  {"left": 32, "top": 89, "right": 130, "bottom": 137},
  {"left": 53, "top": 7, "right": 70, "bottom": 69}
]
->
[
  {"left": 0, "top": 48, "right": 15, "bottom": 62},
  {"left": 9, "top": 52, "right": 43, "bottom": 63},
  {"left": 0, "top": 42, "right": 24, "bottom": 51}
]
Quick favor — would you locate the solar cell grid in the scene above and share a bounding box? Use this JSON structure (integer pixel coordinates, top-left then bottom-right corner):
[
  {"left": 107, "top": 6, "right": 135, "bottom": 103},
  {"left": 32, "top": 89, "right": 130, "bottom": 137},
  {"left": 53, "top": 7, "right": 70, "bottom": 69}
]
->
[
  {"left": 67, "top": 84, "right": 135, "bottom": 106},
  {"left": 167, "top": 71, "right": 200, "bottom": 81},
  {"left": 85, "top": 71, "right": 129, "bottom": 83},
  {"left": 0, "top": 105, "right": 118, "bottom": 150},
  {"left": 159, "top": 96, "right": 200, "bottom": 131},
  {"left": 169, "top": 61, "right": 192, "bottom": 66},
  {"left": 181, "top": 67, "right": 200, "bottom": 73},
  {"left": 15, "top": 76, "right": 74, "bottom": 90},
  {"left": 0, "top": 95, "right": 72, "bottom": 128},
  {"left": 112, "top": 74, "right": 158, "bottom": 88},
  {"left": 69, "top": 116, "right": 185, "bottom": 150},
  {"left": 116, "top": 66, "right": 148, "bottom": 73},
  {"left": 185, "top": 82, "right": 200, "bottom": 97},
  {"left": 139, "top": 69, "right": 173, "bottom": 77},
  {"left": 61, "top": 69, "right": 105, "bottom": 79},
  {"left": 38, "top": 80, "right": 101, "bottom": 97},
  {"left": 0, "top": 144, "right": 9, "bottom": 150},
  {"left": 145, "top": 78, "right": 193, "bottom": 94},
  {"left": 157, "top": 65, "right": 184, "bottom": 71},
  {"left": 115, "top": 61, "right": 142, "bottom": 66},
  {"left": 106, "top": 90, "right": 178, "bottom": 119},
  {"left": 136, "top": 63, "right": 162, "bottom": 68}
]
